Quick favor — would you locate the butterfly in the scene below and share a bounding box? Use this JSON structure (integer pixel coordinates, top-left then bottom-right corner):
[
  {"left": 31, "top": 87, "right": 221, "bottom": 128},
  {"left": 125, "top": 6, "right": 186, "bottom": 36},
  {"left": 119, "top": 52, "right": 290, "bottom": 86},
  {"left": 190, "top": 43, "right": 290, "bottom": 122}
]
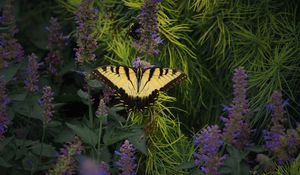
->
[{"left": 91, "top": 65, "right": 186, "bottom": 110}]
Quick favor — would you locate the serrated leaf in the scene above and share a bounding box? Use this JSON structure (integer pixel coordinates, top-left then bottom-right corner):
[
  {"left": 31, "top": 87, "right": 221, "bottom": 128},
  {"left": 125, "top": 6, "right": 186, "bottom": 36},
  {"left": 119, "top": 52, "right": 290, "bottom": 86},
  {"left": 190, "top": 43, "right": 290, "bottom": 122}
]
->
[
  {"left": 10, "top": 91, "right": 28, "bottom": 101},
  {"left": 53, "top": 128, "right": 75, "bottom": 143},
  {"left": 31, "top": 143, "right": 56, "bottom": 157},
  {"left": 47, "top": 121, "right": 62, "bottom": 128},
  {"left": 128, "top": 134, "right": 147, "bottom": 155},
  {"left": 0, "top": 157, "right": 12, "bottom": 168},
  {"left": 103, "top": 127, "right": 137, "bottom": 145},
  {"left": 0, "top": 64, "right": 21, "bottom": 83},
  {"left": 245, "top": 145, "right": 264, "bottom": 153},
  {"left": 87, "top": 79, "right": 103, "bottom": 88},
  {"left": 66, "top": 123, "right": 98, "bottom": 146},
  {"left": 178, "top": 161, "right": 195, "bottom": 169},
  {"left": 77, "top": 89, "right": 90, "bottom": 105},
  {"left": 0, "top": 136, "right": 14, "bottom": 149},
  {"left": 220, "top": 145, "right": 250, "bottom": 175}
]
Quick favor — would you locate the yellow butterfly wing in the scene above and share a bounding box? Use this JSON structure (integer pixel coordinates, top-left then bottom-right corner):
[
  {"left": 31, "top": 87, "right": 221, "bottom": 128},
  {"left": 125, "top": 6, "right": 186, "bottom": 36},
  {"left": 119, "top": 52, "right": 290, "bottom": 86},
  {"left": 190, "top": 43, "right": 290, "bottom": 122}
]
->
[
  {"left": 91, "top": 65, "right": 137, "bottom": 97},
  {"left": 138, "top": 67, "right": 187, "bottom": 98},
  {"left": 91, "top": 65, "right": 186, "bottom": 110}
]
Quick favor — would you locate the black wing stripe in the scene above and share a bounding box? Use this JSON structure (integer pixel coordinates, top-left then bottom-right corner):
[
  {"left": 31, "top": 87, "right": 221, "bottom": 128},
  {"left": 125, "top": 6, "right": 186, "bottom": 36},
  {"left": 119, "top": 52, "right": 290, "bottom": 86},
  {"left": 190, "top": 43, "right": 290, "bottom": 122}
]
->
[
  {"left": 140, "top": 68, "right": 156, "bottom": 92},
  {"left": 148, "top": 68, "right": 155, "bottom": 81},
  {"left": 165, "top": 69, "right": 169, "bottom": 75},
  {"left": 123, "top": 66, "right": 136, "bottom": 91},
  {"left": 159, "top": 68, "right": 163, "bottom": 76},
  {"left": 116, "top": 66, "right": 120, "bottom": 74}
]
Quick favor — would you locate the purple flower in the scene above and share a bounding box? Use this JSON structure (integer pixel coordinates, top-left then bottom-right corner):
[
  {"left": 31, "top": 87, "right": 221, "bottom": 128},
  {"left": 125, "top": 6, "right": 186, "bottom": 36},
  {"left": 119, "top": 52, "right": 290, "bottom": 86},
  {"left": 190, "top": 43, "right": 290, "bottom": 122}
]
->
[
  {"left": 133, "top": 0, "right": 162, "bottom": 55},
  {"left": 0, "top": 0, "right": 14, "bottom": 25},
  {"left": 74, "top": 0, "right": 98, "bottom": 64},
  {"left": 96, "top": 99, "right": 108, "bottom": 117},
  {"left": 222, "top": 67, "right": 251, "bottom": 150},
  {"left": 48, "top": 136, "right": 83, "bottom": 175},
  {"left": 132, "top": 57, "right": 153, "bottom": 69},
  {"left": 103, "top": 86, "right": 115, "bottom": 104},
  {"left": 80, "top": 158, "right": 110, "bottom": 175},
  {"left": 0, "top": 77, "right": 10, "bottom": 139},
  {"left": 24, "top": 53, "right": 39, "bottom": 92},
  {"left": 193, "top": 125, "right": 225, "bottom": 175},
  {"left": 0, "top": 0, "right": 24, "bottom": 67},
  {"left": 263, "top": 91, "right": 300, "bottom": 164},
  {"left": 115, "top": 140, "right": 137, "bottom": 175},
  {"left": 45, "top": 17, "right": 66, "bottom": 76},
  {"left": 40, "top": 86, "right": 54, "bottom": 124}
]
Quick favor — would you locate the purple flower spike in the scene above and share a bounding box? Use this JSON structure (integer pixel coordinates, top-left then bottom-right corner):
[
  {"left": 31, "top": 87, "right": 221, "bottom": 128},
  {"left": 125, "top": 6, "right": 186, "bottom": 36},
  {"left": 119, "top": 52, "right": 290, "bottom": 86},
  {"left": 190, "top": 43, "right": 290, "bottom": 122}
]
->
[
  {"left": 263, "top": 91, "right": 300, "bottom": 164},
  {"left": 80, "top": 158, "right": 110, "bottom": 175},
  {"left": 45, "top": 17, "right": 66, "bottom": 76},
  {"left": 48, "top": 136, "right": 83, "bottom": 175},
  {"left": 193, "top": 125, "right": 225, "bottom": 175},
  {"left": 96, "top": 99, "right": 108, "bottom": 117},
  {"left": 40, "top": 86, "right": 54, "bottom": 124},
  {"left": 25, "top": 53, "right": 39, "bottom": 92},
  {"left": 0, "top": 77, "right": 10, "bottom": 139},
  {"left": 116, "top": 140, "right": 137, "bottom": 175},
  {"left": 222, "top": 67, "right": 251, "bottom": 150},
  {"left": 0, "top": 0, "right": 14, "bottom": 25},
  {"left": 132, "top": 57, "right": 153, "bottom": 69},
  {"left": 133, "top": 0, "right": 162, "bottom": 55},
  {"left": 74, "top": 0, "right": 98, "bottom": 64},
  {"left": 0, "top": 0, "right": 24, "bottom": 67}
]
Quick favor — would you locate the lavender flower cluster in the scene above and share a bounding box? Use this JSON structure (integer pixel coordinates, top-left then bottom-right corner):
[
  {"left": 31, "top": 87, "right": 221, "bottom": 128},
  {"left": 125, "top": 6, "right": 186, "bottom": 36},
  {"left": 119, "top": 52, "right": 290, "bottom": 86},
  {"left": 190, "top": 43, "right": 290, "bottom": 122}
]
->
[
  {"left": 133, "top": 0, "right": 163, "bottom": 55},
  {"left": 222, "top": 67, "right": 251, "bottom": 150},
  {"left": 24, "top": 53, "right": 39, "bottom": 92},
  {"left": 80, "top": 158, "right": 110, "bottom": 175},
  {"left": 262, "top": 91, "right": 300, "bottom": 164},
  {"left": 115, "top": 140, "right": 137, "bottom": 175},
  {"left": 193, "top": 125, "right": 225, "bottom": 175},
  {"left": 40, "top": 86, "right": 54, "bottom": 124},
  {"left": 0, "top": 0, "right": 24, "bottom": 67},
  {"left": 0, "top": 77, "right": 10, "bottom": 138},
  {"left": 48, "top": 136, "right": 83, "bottom": 175},
  {"left": 74, "top": 0, "right": 98, "bottom": 64},
  {"left": 132, "top": 57, "right": 153, "bottom": 69},
  {"left": 96, "top": 98, "right": 108, "bottom": 117},
  {"left": 45, "top": 17, "right": 66, "bottom": 76}
]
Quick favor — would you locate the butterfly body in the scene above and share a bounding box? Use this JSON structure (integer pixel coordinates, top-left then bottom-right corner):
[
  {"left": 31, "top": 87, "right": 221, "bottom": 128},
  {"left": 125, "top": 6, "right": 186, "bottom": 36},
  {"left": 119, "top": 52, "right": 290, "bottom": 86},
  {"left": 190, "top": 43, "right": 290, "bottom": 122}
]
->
[{"left": 91, "top": 65, "right": 186, "bottom": 110}]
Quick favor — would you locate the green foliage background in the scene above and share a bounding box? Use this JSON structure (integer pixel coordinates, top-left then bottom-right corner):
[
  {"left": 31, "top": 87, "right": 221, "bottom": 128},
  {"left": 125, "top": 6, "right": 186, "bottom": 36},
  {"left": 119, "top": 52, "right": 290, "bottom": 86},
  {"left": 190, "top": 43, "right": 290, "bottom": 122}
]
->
[{"left": 1, "top": 0, "right": 300, "bottom": 174}]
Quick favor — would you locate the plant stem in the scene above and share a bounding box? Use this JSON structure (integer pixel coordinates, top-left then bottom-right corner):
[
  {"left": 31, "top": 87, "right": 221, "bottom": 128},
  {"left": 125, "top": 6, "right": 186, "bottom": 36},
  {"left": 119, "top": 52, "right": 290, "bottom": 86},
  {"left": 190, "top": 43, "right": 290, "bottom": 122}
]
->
[
  {"left": 97, "top": 118, "right": 103, "bottom": 161},
  {"left": 88, "top": 86, "right": 93, "bottom": 128},
  {"left": 40, "top": 124, "right": 46, "bottom": 161}
]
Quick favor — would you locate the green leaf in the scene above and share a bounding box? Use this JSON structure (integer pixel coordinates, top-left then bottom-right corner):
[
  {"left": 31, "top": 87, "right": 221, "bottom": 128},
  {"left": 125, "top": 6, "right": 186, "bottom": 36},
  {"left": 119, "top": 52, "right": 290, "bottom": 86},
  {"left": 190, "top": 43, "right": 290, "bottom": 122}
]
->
[
  {"left": 0, "top": 157, "right": 12, "bottom": 168},
  {"left": 103, "top": 127, "right": 137, "bottom": 145},
  {"left": 30, "top": 102, "right": 43, "bottom": 120},
  {"left": 178, "top": 161, "right": 195, "bottom": 169},
  {"left": 87, "top": 79, "right": 103, "bottom": 88},
  {"left": 66, "top": 123, "right": 98, "bottom": 146},
  {"left": 0, "top": 136, "right": 14, "bottom": 148},
  {"left": 220, "top": 146, "right": 250, "bottom": 175},
  {"left": 128, "top": 128, "right": 147, "bottom": 154},
  {"left": 77, "top": 89, "right": 90, "bottom": 105},
  {"left": 47, "top": 121, "right": 62, "bottom": 128},
  {"left": 0, "top": 64, "right": 21, "bottom": 83},
  {"left": 190, "top": 169, "right": 205, "bottom": 175},
  {"left": 9, "top": 91, "right": 28, "bottom": 101},
  {"left": 245, "top": 145, "right": 264, "bottom": 153},
  {"left": 53, "top": 128, "right": 75, "bottom": 143},
  {"left": 22, "top": 152, "right": 39, "bottom": 171},
  {"left": 31, "top": 143, "right": 56, "bottom": 157}
]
